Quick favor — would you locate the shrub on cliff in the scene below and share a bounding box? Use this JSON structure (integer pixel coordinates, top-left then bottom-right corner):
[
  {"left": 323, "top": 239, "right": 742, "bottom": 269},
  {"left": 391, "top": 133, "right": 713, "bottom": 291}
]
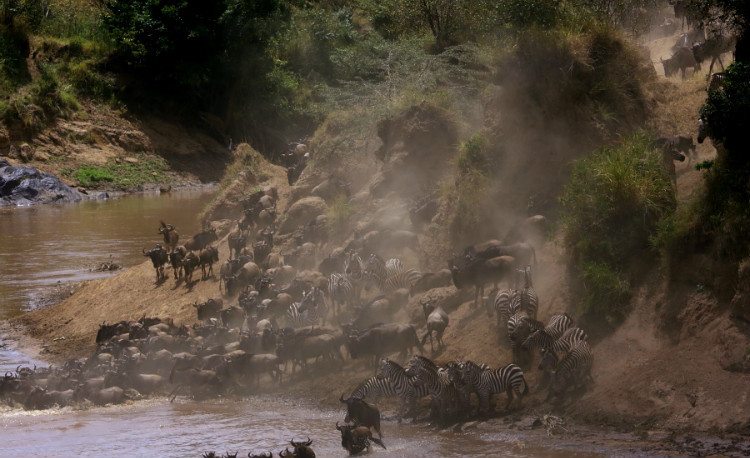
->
[{"left": 560, "top": 132, "right": 676, "bottom": 334}]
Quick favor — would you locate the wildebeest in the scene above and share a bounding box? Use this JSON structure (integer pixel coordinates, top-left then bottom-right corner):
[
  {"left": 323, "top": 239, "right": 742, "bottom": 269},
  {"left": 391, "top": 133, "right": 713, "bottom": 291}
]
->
[
  {"left": 158, "top": 221, "right": 179, "bottom": 252},
  {"left": 448, "top": 255, "right": 516, "bottom": 307},
  {"left": 228, "top": 225, "right": 247, "bottom": 260},
  {"left": 692, "top": 34, "right": 736, "bottom": 75},
  {"left": 279, "top": 438, "right": 315, "bottom": 458},
  {"left": 198, "top": 246, "right": 219, "bottom": 279},
  {"left": 421, "top": 300, "right": 449, "bottom": 352},
  {"left": 183, "top": 251, "right": 201, "bottom": 284},
  {"left": 143, "top": 244, "right": 169, "bottom": 282},
  {"left": 336, "top": 422, "right": 386, "bottom": 455},
  {"left": 655, "top": 135, "right": 697, "bottom": 164},
  {"left": 169, "top": 245, "right": 188, "bottom": 279},
  {"left": 462, "top": 241, "right": 536, "bottom": 269},
  {"left": 339, "top": 394, "right": 383, "bottom": 438},
  {"left": 194, "top": 297, "right": 223, "bottom": 321},
  {"left": 184, "top": 228, "right": 218, "bottom": 251},
  {"left": 661, "top": 47, "right": 700, "bottom": 78},
  {"left": 346, "top": 323, "right": 425, "bottom": 362},
  {"left": 220, "top": 305, "right": 246, "bottom": 330},
  {"left": 663, "top": 149, "right": 686, "bottom": 184}
]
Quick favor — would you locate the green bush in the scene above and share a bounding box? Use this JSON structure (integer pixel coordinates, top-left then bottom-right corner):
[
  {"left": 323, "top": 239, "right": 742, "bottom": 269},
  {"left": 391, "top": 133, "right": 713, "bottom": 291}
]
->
[
  {"left": 580, "top": 261, "right": 633, "bottom": 330},
  {"left": 457, "top": 133, "right": 489, "bottom": 175},
  {"left": 560, "top": 132, "right": 676, "bottom": 331}
]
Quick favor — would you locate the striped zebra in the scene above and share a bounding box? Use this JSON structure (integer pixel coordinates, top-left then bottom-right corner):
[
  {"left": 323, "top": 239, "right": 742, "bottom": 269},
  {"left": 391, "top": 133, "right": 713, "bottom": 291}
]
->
[
  {"left": 521, "top": 313, "right": 573, "bottom": 351},
  {"left": 286, "top": 287, "right": 327, "bottom": 327},
  {"left": 376, "top": 358, "right": 427, "bottom": 421},
  {"left": 383, "top": 268, "right": 422, "bottom": 292},
  {"left": 460, "top": 360, "right": 529, "bottom": 414},
  {"left": 405, "top": 355, "right": 459, "bottom": 421},
  {"left": 551, "top": 340, "right": 593, "bottom": 396},
  {"left": 518, "top": 266, "right": 538, "bottom": 319},
  {"left": 350, "top": 376, "right": 397, "bottom": 404},
  {"left": 328, "top": 273, "right": 354, "bottom": 316},
  {"left": 550, "top": 327, "right": 588, "bottom": 353},
  {"left": 344, "top": 251, "right": 365, "bottom": 301},
  {"left": 507, "top": 313, "right": 544, "bottom": 366},
  {"left": 364, "top": 255, "right": 418, "bottom": 293},
  {"left": 492, "top": 288, "right": 519, "bottom": 327}
]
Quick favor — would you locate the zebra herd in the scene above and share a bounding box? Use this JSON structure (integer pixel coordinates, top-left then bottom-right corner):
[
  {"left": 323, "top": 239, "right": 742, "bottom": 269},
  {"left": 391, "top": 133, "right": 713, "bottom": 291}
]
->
[
  {"left": 488, "top": 266, "right": 593, "bottom": 400},
  {"left": 318, "top": 252, "right": 421, "bottom": 324},
  {"left": 345, "top": 355, "right": 529, "bottom": 423}
]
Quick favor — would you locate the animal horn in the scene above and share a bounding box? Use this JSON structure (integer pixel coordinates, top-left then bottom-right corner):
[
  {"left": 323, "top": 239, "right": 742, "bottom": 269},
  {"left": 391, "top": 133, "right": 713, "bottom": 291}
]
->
[
  {"left": 336, "top": 421, "right": 342, "bottom": 430},
  {"left": 304, "top": 437, "right": 312, "bottom": 446}
]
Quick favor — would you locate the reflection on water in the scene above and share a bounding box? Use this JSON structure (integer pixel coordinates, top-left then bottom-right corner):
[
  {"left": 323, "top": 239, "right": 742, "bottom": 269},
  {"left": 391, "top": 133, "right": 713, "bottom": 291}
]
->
[
  {"left": 0, "top": 397, "right": 619, "bottom": 458},
  {"left": 0, "top": 188, "right": 216, "bottom": 320}
]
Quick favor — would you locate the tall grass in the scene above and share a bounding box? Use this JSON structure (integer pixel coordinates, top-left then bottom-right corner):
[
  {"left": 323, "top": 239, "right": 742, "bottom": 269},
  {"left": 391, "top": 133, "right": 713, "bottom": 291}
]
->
[{"left": 560, "top": 131, "right": 676, "bottom": 333}]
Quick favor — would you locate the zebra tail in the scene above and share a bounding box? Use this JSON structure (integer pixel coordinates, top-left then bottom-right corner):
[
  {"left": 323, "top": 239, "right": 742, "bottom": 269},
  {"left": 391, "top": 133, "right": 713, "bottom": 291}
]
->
[
  {"left": 370, "top": 436, "right": 387, "bottom": 449},
  {"left": 521, "top": 375, "right": 529, "bottom": 396}
]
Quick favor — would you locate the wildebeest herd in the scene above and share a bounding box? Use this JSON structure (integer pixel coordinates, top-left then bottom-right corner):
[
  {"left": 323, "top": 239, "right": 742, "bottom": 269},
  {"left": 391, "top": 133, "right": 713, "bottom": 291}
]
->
[{"left": 1, "top": 204, "right": 594, "bottom": 456}]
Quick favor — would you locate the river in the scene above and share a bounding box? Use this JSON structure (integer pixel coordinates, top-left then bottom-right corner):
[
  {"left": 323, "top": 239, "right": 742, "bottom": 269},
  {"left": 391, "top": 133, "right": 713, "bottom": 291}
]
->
[{"left": 0, "top": 190, "right": 716, "bottom": 457}]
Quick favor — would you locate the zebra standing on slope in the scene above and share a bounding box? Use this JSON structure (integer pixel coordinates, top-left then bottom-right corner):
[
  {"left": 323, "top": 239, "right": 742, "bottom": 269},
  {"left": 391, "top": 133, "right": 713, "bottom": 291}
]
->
[
  {"left": 516, "top": 266, "right": 538, "bottom": 319},
  {"left": 328, "top": 273, "right": 354, "bottom": 317},
  {"left": 344, "top": 251, "right": 365, "bottom": 300},
  {"left": 551, "top": 340, "right": 593, "bottom": 398},
  {"left": 521, "top": 313, "right": 573, "bottom": 352},
  {"left": 460, "top": 360, "right": 528, "bottom": 415}
]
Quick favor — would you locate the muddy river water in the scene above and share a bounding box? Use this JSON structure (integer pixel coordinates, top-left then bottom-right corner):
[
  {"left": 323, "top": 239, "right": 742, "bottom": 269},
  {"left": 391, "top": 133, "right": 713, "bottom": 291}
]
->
[{"left": 0, "top": 190, "right": 715, "bottom": 457}]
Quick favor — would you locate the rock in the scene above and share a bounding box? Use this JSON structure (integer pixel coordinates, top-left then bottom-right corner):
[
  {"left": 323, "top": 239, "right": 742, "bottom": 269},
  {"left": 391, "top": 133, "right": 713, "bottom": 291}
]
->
[
  {"left": 35, "top": 151, "right": 50, "bottom": 162},
  {"left": 0, "top": 162, "right": 95, "bottom": 207},
  {"left": 279, "top": 196, "right": 329, "bottom": 234},
  {"left": 159, "top": 184, "right": 171, "bottom": 193},
  {"left": 124, "top": 157, "right": 139, "bottom": 164}
]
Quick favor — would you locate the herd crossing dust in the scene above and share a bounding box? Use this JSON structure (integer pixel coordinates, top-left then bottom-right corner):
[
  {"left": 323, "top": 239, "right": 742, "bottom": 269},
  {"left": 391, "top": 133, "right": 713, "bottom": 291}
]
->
[{"left": 2, "top": 3, "right": 749, "bottom": 456}]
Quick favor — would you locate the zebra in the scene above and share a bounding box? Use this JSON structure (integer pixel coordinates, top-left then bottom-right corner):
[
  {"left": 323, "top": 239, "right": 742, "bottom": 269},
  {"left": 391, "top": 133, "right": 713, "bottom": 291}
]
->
[
  {"left": 550, "top": 327, "right": 588, "bottom": 353},
  {"left": 408, "top": 365, "right": 457, "bottom": 423},
  {"left": 492, "top": 288, "right": 519, "bottom": 327},
  {"left": 517, "top": 266, "right": 538, "bottom": 319},
  {"left": 551, "top": 340, "right": 593, "bottom": 397},
  {"left": 383, "top": 268, "right": 422, "bottom": 292},
  {"left": 507, "top": 313, "right": 544, "bottom": 367},
  {"left": 521, "top": 313, "right": 573, "bottom": 352},
  {"left": 444, "top": 360, "right": 490, "bottom": 414},
  {"left": 286, "top": 287, "right": 327, "bottom": 327},
  {"left": 385, "top": 257, "right": 404, "bottom": 276},
  {"left": 350, "top": 376, "right": 397, "bottom": 404},
  {"left": 376, "top": 358, "right": 427, "bottom": 421},
  {"left": 344, "top": 252, "right": 365, "bottom": 301},
  {"left": 364, "top": 254, "right": 416, "bottom": 293},
  {"left": 328, "top": 273, "right": 354, "bottom": 316},
  {"left": 286, "top": 302, "right": 312, "bottom": 328},
  {"left": 460, "top": 360, "right": 528, "bottom": 414}
]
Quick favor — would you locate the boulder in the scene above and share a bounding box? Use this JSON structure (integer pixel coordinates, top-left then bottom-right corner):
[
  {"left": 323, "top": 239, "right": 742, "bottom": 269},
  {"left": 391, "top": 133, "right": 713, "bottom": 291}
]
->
[
  {"left": 0, "top": 162, "right": 93, "bottom": 207},
  {"left": 279, "top": 196, "right": 328, "bottom": 234}
]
